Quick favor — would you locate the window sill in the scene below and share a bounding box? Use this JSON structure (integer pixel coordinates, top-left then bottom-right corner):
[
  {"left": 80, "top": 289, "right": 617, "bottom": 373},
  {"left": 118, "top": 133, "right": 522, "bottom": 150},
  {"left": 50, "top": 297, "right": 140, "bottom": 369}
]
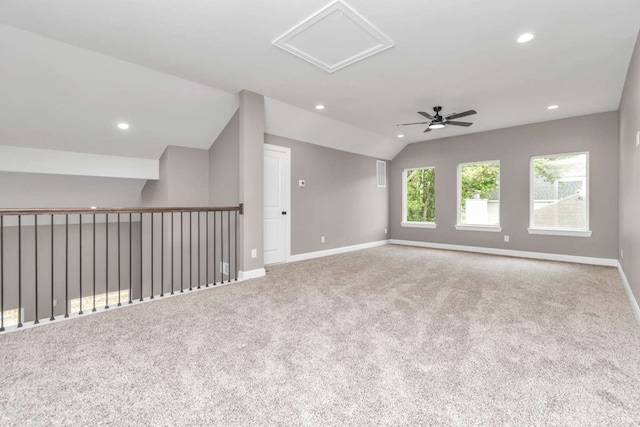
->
[
  {"left": 401, "top": 222, "right": 436, "bottom": 229},
  {"left": 527, "top": 228, "right": 592, "bottom": 237},
  {"left": 455, "top": 224, "right": 502, "bottom": 232}
]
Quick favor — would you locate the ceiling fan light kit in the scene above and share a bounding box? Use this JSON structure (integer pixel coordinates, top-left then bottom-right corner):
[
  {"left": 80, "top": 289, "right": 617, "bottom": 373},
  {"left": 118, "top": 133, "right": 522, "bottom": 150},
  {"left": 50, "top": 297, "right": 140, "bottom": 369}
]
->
[{"left": 397, "top": 106, "right": 477, "bottom": 133}]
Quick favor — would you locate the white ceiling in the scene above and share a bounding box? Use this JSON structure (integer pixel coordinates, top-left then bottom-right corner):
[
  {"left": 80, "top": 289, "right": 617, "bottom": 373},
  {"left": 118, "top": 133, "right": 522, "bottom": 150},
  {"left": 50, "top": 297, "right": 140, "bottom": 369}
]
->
[
  {"left": 0, "top": 0, "right": 639, "bottom": 157},
  {"left": 0, "top": 24, "right": 238, "bottom": 159}
]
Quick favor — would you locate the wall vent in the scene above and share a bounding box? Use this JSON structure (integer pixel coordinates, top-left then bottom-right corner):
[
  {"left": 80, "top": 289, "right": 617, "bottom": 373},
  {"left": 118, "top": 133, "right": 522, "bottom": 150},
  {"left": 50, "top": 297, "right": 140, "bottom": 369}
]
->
[{"left": 377, "top": 160, "right": 387, "bottom": 188}]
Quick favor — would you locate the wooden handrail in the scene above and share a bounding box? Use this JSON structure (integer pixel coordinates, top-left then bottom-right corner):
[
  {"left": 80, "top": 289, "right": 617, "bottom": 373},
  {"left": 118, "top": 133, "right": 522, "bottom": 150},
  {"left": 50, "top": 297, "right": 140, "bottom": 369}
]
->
[{"left": 0, "top": 203, "right": 243, "bottom": 216}]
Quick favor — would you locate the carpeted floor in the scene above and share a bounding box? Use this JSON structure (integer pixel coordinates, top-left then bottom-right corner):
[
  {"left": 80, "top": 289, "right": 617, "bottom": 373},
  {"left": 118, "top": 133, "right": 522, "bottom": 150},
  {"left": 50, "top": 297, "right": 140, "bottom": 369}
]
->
[{"left": 1, "top": 245, "right": 640, "bottom": 426}]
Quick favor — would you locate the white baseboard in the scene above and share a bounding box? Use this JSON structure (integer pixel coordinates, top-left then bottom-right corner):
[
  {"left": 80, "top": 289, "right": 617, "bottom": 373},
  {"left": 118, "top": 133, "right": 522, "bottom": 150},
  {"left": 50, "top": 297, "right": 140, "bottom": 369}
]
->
[
  {"left": 390, "top": 239, "right": 618, "bottom": 267},
  {"left": 617, "top": 263, "right": 640, "bottom": 326},
  {"left": 289, "top": 240, "right": 390, "bottom": 263},
  {"left": 238, "top": 268, "right": 266, "bottom": 280}
]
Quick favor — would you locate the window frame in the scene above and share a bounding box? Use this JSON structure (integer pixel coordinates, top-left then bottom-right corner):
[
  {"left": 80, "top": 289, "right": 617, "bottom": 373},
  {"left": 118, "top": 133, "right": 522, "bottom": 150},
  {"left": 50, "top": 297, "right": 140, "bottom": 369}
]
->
[
  {"left": 528, "top": 151, "right": 592, "bottom": 237},
  {"left": 455, "top": 160, "right": 502, "bottom": 232},
  {"left": 401, "top": 166, "right": 437, "bottom": 229}
]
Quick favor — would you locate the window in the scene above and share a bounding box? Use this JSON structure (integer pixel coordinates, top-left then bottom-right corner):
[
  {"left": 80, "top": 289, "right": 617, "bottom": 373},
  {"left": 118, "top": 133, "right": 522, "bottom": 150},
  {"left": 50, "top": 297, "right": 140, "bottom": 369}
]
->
[
  {"left": 402, "top": 167, "right": 436, "bottom": 228},
  {"left": 529, "top": 152, "right": 591, "bottom": 237},
  {"left": 1, "top": 308, "right": 23, "bottom": 328},
  {"left": 70, "top": 289, "right": 130, "bottom": 313},
  {"left": 456, "top": 161, "right": 501, "bottom": 231},
  {"left": 377, "top": 160, "right": 387, "bottom": 188}
]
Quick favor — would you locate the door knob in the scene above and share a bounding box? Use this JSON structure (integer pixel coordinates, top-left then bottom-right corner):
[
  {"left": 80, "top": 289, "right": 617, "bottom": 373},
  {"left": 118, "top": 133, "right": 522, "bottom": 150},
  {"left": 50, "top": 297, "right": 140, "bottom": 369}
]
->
[{"left": 282, "top": 211, "right": 287, "bottom": 215}]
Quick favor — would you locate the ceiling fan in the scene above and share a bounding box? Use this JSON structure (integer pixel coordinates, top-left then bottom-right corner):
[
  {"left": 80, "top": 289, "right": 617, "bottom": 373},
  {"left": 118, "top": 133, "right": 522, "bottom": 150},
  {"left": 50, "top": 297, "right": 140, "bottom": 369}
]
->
[{"left": 397, "top": 106, "right": 477, "bottom": 132}]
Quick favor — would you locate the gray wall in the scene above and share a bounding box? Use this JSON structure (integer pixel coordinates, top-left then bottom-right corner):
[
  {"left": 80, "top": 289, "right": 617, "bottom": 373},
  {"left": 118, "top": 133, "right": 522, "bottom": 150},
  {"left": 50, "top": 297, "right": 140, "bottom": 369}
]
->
[
  {"left": 238, "top": 91, "right": 264, "bottom": 272},
  {"left": 390, "top": 112, "right": 619, "bottom": 259},
  {"left": 619, "top": 31, "right": 640, "bottom": 304},
  {"left": 141, "top": 147, "right": 170, "bottom": 206},
  {"left": 142, "top": 145, "right": 209, "bottom": 207},
  {"left": 209, "top": 110, "right": 240, "bottom": 206},
  {"left": 265, "top": 134, "right": 389, "bottom": 256}
]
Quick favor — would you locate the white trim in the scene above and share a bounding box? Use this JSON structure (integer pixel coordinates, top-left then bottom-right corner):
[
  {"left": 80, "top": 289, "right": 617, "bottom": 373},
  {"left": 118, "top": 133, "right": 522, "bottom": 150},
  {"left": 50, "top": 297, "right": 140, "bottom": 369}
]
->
[
  {"left": 264, "top": 143, "right": 291, "bottom": 264},
  {"left": 529, "top": 151, "right": 590, "bottom": 233},
  {"left": 271, "top": 0, "right": 395, "bottom": 73},
  {"left": 527, "top": 228, "right": 592, "bottom": 237},
  {"left": 617, "top": 263, "right": 640, "bottom": 326},
  {"left": 238, "top": 268, "right": 267, "bottom": 280},
  {"left": 390, "top": 239, "right": 618, "bottom": 267},
  {"left": 455, "top": 224, "right": 502, "bottom": 232},
  {"left": 401, "top": 222, "right": 436, "bottom": 229},
  {"left": 289, "top": 240, "right": 390, "bottom": 263},
  {"left": 457, "top": 159, "right": 501, "bottom": 228}
]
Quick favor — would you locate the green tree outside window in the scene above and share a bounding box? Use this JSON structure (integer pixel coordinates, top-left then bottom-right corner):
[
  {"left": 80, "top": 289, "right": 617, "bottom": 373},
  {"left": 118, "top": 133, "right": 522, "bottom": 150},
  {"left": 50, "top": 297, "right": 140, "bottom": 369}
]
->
[{"left": 406, "top": 168, "right": 435, "bottom": 222}]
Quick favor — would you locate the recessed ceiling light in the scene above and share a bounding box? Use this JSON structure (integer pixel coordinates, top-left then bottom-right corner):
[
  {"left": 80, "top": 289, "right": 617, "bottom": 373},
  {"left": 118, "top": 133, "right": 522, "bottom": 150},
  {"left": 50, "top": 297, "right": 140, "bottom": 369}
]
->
[
  {"left": 429, "top": 123, "right": 445, "bottom": 130},
  {"left": 117, "top": 122, "right": 130, "bottom": 130},
  {"left": 315, "top": 104, "right": 325, "bottom": 110},
  {"left": 517, "top": 33, "right": 535, "bottom": 43},
  {"left": 547, "top": 105, "right": 559, "bottom": 110},
  {"left": 397, "top": 134, "right": 405, "bottom": 138}
]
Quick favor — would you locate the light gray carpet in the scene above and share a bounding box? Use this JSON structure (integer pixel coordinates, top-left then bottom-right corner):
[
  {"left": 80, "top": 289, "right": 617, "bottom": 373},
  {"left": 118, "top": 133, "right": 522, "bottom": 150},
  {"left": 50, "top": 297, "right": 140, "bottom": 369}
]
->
[{"left": 1, "top": 245, "right": 640, "bottom": 426}]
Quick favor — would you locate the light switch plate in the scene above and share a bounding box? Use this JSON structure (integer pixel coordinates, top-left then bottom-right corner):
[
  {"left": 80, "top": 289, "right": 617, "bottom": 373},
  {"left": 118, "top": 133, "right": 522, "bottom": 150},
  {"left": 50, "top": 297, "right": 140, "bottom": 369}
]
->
[{"left": 636, "top": 131, "right": 639, "bottom": 148}]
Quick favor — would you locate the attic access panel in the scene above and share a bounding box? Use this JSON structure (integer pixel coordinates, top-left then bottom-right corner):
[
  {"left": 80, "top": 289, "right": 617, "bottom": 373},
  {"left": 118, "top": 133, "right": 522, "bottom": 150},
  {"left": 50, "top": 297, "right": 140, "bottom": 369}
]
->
[{"left": 272, "top": 0, "right": 395, "bottom": 73}]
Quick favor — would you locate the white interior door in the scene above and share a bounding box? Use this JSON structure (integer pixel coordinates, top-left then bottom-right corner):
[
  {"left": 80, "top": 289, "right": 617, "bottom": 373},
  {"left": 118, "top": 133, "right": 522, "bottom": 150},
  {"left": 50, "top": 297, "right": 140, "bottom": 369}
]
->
[{"left": 264, "top": 144, "right": 290, "bottom": 265}]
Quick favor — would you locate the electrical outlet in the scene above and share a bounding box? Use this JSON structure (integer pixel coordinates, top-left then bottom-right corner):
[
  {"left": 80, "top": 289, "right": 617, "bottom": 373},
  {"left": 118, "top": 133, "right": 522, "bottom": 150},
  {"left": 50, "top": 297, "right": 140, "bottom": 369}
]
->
[
  {"left": 53, "top": 299, "right": 57, "bottom": 307},
  {"left": 299, "top": 179, "right": 306, "bottom": 187},
  {"left": 251, "top": 248, "right": 257, "bottom": 258},
  {"left": 504, "top": 235, "right": 509, "bottom": 242},
  {"left": 385, "top": 228, "right": 387, "bottom": 234},
  {"left": 321, "top": 236, "right": 325, "bottom": 243},
  {"left": 220, "top": 261, "right": 229, "bottom": 276}
]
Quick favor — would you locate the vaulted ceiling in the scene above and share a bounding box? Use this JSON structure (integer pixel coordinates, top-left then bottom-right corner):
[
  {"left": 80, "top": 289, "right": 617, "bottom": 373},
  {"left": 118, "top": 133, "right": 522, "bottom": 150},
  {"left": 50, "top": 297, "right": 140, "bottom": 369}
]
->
[{"left": 1, "top": 0, "right": 639, "bottom": 160}]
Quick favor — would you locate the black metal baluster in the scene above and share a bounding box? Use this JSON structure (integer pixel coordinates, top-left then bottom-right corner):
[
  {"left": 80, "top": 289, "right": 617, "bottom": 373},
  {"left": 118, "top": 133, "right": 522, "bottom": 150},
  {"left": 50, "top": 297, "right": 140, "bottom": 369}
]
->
[
  {"left": 50, "top": 215, "right": 55, "bottom": 321},
  {"left": 92, "top": 213, "right": 96, "bottom": 312},
  {"left": 79, "top": 214, "right": 83, "bottom": 315},
  {"left": 161, "top": 212, "right": 164, "bottom": 297},
  {"left": 0, "top": 216, "right": 4, "bottom": 331},
  {"left": 181, "top": 212, "right": 184, "bottom": 293},
  {"left": 189, "top": 212, "right": 193, "bottom": 291},
  {"left": 129, "top": 213, "right": 132, "bottom": 304},
  {"left": 139, "top": 213, "right": 143, "bottom": 302},
  {"left": 65, "top": 215, "right": 69, "bottom": 318},
  {"left": 206, "top": 211, "right": 209, "bottom": 287},
  {"left": 235, "top": 210, "right": 238, "bottom": 281},
  {"left": 227, "top": 210, "right": 231, "bottom": 283},
  {"left": 171, "top": 212, "right": 174, "bottom": 295},
  {"left": 213, "top": 211, "right": 217, "bottom": 285},
  {"left": 105, "top": 214, "right": 109, "bottom": 309},
  {"left": 220, "top": 211, "right": 224, "bottom": 285},
  {"left": 118, "top": 214, "right": 121, "bottom": 307},
  {"left": 35, "top": 215, "right": 39, "bottom": 324},
  {"left": 197, "top": 211, "right": 201, "bottom": 289},
  {"left": 150, "top": 212, "right": 154, "bottom": 299},
  {"left": 18, "top": 215, "right": 22, "bottom": 327}
]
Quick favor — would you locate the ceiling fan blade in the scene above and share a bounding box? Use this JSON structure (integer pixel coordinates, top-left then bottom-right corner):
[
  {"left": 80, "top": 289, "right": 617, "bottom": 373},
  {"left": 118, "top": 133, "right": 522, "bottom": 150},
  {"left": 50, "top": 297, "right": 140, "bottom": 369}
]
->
[
  {"left": 423, "top": 127, "right": 432, "bottom": 133},
  {"left": 418, "top": 111, "right": 434, "bottom": 119},
  {"left": 446, "top": 110, "right": 477, "bottom": 120},
  {"left": 446, "top": 121, "right": 473, "bottom": 127},
  {"left": 397, "top": 121, "right": 430, "bottom": 126}
]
